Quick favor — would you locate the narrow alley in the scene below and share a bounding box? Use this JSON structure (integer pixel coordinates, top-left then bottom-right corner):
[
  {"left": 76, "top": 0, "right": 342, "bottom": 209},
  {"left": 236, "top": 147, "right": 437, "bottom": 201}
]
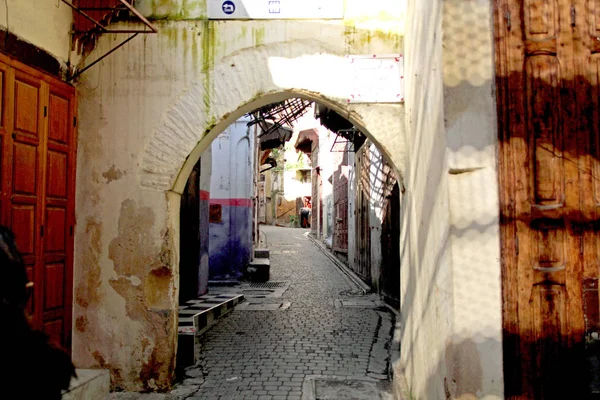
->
[
  {"left": 149, "top": 225, "right": 394, "bottom": 400},
  {"left": 9, "top": 0, "right": 580, "bottom": 397}
]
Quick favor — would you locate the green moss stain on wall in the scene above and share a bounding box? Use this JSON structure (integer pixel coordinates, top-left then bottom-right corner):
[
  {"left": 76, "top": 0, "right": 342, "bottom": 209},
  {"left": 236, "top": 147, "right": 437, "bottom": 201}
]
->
[
  {"left": 200, "top": 20, "right": 218, "bottom": 118},
  {"left": 252, "top": 26, "right": 266, "bottom": 47},
  {"left": 190, "top": 23, "right": 200, "bottom": 72},
  {"left": 238, "top": 25, "right": 248, "bottom": 42},
  {"left": 343, "top": 19, "right": 403, "bottom": 52},
  {"left": 136, "top": 0, "right": 207, "bottom": 20}
]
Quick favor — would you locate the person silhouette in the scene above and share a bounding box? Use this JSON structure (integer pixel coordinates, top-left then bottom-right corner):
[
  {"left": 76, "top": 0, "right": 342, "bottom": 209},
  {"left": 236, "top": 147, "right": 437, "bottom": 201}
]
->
[{"left": 0, "top": 226, "right": 75, "bottom": 399}]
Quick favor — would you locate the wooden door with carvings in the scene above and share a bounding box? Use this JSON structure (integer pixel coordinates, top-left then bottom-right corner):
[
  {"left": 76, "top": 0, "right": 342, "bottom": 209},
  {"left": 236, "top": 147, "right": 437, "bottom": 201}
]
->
[
  {"left": 10, "top": 69, "right": 47, "bottom": 328},
  {"left": 1, "top": 56, "right": 77, "bottom": 351},
  {"left": 42, "top": 81, "right": 76, "bottom": 349},
  {"left": 496, "top": 0, "right": 597, "bottom": 397}
]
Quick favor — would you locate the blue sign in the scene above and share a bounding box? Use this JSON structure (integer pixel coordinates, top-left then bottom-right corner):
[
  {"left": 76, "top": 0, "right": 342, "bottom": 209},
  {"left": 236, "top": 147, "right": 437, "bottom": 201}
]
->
[{"left": 222, "top": 1, "right": 235, "bottom": 14}]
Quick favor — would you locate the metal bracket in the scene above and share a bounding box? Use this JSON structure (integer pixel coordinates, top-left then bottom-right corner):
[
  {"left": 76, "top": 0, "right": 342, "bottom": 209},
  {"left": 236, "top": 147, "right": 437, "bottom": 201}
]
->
[
  {"left": 61, "top": 0, "right": 158, "bottom": 81},
  {"left": 61, "top": 0, "right": 157, "bottom": 34},
  {"left": 68, "top": 33, "right": 139, "bottom": 81}
]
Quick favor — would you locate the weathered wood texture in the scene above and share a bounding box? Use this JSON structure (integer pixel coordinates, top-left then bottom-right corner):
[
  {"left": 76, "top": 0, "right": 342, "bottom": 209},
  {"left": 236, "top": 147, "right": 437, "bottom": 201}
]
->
[
  {"left": 496, "top": 0, "right": 600, "bottom": 397},
  {"left": 0, "top": 54, "right": 76, "bottom": 352}
]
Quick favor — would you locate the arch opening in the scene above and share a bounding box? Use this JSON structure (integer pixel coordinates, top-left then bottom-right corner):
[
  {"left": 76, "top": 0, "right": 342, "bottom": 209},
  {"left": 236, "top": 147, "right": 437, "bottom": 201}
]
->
[
  {"left": 169, "top": 90, "right": 404, "bottom": 196},
  {"left": 174, "top": 97, "right": 403, "bottom": 375}
]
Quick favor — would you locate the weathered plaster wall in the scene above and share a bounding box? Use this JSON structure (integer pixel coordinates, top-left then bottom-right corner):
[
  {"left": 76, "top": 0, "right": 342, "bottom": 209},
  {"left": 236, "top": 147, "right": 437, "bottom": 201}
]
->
[
  {"left": 0, "top": 0, "right": 72, "bottom": 63},
  {"left": 398, "top": 0, "right": 502, "bottom": 398},
  {"left": 399, "top": 0, "right": 452, "bottom": 398},
  {"left": 318, "top": 128, "right": 334, "bottom": 245},
  {"left": 443, "top": 0, "right": 503, "bottom": 398},
  {"left": 74, "top": 8, "right": 404, "bottom": 390}
]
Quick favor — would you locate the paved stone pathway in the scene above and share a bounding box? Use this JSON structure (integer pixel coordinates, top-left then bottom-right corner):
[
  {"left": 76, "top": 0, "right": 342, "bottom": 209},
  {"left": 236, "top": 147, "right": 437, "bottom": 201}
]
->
[{"left": 109, "top": 226, "right": 395, "bottom": 400}]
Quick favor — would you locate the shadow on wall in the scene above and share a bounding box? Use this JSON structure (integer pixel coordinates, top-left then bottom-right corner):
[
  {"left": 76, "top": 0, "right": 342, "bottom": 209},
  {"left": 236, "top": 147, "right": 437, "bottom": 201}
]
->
[
  {"left": 399, "top": 337, "right": 501, "bottom": 400},
  {"left": 397, "top": 0, "right": 508, "bottom": 398}
]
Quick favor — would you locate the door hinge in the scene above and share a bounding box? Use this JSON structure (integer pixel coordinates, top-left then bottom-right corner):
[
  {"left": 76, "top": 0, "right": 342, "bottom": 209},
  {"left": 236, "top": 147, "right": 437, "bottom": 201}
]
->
[
  {"left": 73, "top": 117, "right": 77, "bottom": 127},
  {"left": 571, "top": 5, "right": 576, "bottom": 27},
  {"left": 70, "top": 226, "right": 73, "bottom": 236},
  {"left": 43, "top": 106, "right": 47, "bottom": 117},
  {"left": 505, "top": 11, "right": 512, "bottom": 30},
  {"left": 515, "top": 235, "right": 519, "bottom": 255},
  {"left": 40, "top": 225, "right": 44, "bottom": 237}
]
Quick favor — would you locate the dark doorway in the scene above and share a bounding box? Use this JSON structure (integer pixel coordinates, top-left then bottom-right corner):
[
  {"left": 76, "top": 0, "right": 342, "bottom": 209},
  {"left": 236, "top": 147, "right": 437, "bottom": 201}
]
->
[
  {"left": 381, "top": 183, "right": 400, "bottom": 310},
  {"left": 179, "top": 160, "right": 201, "bottom": 304}
]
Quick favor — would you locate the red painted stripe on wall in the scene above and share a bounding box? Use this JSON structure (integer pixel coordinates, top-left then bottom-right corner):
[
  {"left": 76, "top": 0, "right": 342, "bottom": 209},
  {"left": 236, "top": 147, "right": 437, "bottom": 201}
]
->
[
  {"left": 209, "top": 198, "right": 253, "bottom": 207},
  {"left": 200, "top": 190, "right": 210, "bottom": 200}
]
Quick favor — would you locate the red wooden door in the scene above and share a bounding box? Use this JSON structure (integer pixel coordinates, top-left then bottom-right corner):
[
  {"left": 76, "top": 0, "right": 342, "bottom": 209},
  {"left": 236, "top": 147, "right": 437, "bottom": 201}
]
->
[
  {"left": 10, "top": 69, "right": 46, "bottom": 325},
  {"left": 496, "top": 0, "right": 596, "bottom": 397},
  {"left": 0, "top": 63, "right": 11, "bottom": 248},
  {"left": 0, "top": 56, "right": 76, "bottom": 350},
  {"left": 42, "top": 83, "right": 76, "bottom": 348}
]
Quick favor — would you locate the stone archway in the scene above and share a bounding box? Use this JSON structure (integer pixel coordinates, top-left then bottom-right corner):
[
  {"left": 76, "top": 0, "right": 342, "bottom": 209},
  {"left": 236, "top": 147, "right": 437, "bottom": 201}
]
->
[
  {"left": 139, "top": 42, "right": 405, "bottom": 194},
  {"left": 72, "top": 38, "right": 405, "bottom": 391}
]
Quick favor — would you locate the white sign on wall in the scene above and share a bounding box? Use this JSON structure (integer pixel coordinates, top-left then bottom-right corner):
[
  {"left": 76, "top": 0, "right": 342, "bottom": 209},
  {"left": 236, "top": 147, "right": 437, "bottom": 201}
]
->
[
  {"left": 208, "top": 0, "right": 344, "bottom": 19},
  {"left": 347, "top": 55, "right": 404, "bottom": 103}
]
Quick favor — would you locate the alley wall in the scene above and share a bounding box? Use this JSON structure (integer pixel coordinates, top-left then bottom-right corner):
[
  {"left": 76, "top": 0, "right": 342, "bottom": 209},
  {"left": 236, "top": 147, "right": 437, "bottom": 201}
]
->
[
  {"left": 399, "top": 0, "right": 502, "bottom": 398},
  {"left": 443, "top": 0, "right": 503, "bottom": 398}
]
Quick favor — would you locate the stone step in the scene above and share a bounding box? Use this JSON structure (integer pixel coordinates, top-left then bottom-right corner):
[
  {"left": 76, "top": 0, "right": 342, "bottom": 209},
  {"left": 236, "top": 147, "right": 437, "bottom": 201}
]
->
[
  {"left": 247, "top": 258, "right": 270, "bottom": 282},
  {"left": 62, "top": 369, "right": 109, "bottom": 400},
  {"left": 177, "top": 293, "right": 244, "bottom": 368},
  {"left": 254, "top": 248, "right": 270, "bottom": 259}
]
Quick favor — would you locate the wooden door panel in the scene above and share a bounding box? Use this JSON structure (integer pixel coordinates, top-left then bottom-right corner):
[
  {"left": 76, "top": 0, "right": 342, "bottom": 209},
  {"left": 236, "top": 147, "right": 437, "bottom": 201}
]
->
[
  {"left": 526, "top": 56, "right": 563, "bottom": 205},
  {"left": 589, "top": 0, "right": 600, "bottom": 35},
  {"left": 524, "top": 0, "right": 557, "bottom": 37},
  {"left": 46, "top": 150, "right": 67, "bottom": 198},
  {"left": 588, "top": 55, "right": 600, "bottom": 204},
  {"left": 531, "top": 285, "right": 568, "bottom": 397},
  {"left": 45, "top": 207, "right": 66, "bottom": 253},
  {"left": 48, "top": 93, "right": 68, "bottom": 144},
  {"left": 14, "top": 78, "right": 39, "bottom": 137},
  {"left": 44, "top": 263, "right": 65, "bottom": 310},
  {"left": 12, "top": 205, "right": 36, "bottom": 257},
  {"left": 13, "top": 142, "right": 38, "bottom": 195}
]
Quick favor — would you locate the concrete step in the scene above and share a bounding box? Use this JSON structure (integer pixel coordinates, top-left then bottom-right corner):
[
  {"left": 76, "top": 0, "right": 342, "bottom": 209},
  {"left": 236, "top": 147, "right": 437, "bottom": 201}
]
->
[
  {"left": 247, "top": 258, "right": 270, "bottom": 282},
  {"left": 62, "top": 369, "right": 109, "bottom": 400},
  {"left": 254, "top": 248, "right": 270, "bottom": 259},
  {"left": 177, "top": 293, "right": 244, "bottom": 368}
]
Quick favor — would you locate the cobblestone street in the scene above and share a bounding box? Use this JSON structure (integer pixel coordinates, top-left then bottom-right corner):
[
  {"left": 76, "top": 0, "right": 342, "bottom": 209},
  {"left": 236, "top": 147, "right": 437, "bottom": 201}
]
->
[{"left": 110, "top": 225, "right": 395, "bottom": 400}]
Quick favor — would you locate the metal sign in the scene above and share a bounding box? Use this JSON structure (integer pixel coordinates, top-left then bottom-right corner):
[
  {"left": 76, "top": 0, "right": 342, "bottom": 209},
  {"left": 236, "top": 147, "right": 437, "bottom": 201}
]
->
[
  {"left": 208, "top": 0, "right": 344, "bottom": 19},
  {"left": 347, "top": 54, "right": 404, "bottom": 103}
]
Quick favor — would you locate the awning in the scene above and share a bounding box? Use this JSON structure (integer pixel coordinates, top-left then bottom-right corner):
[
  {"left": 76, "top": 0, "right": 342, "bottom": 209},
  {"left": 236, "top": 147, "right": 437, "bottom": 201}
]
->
[
  {"left": 314, "top": 104, "right": 367, "bottom": 150},
  {"left": 259, "top": 122, "right": 293, "bottom": 150},
  {"left": 294, "top": 128, "right": 319, "bottom": 154}
]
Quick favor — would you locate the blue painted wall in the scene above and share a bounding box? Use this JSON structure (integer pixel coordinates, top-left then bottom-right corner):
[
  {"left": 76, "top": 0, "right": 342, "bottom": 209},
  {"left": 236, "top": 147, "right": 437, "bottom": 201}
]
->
[{"left": 208, "top": 116, "right": 254, "bottom": 280}]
